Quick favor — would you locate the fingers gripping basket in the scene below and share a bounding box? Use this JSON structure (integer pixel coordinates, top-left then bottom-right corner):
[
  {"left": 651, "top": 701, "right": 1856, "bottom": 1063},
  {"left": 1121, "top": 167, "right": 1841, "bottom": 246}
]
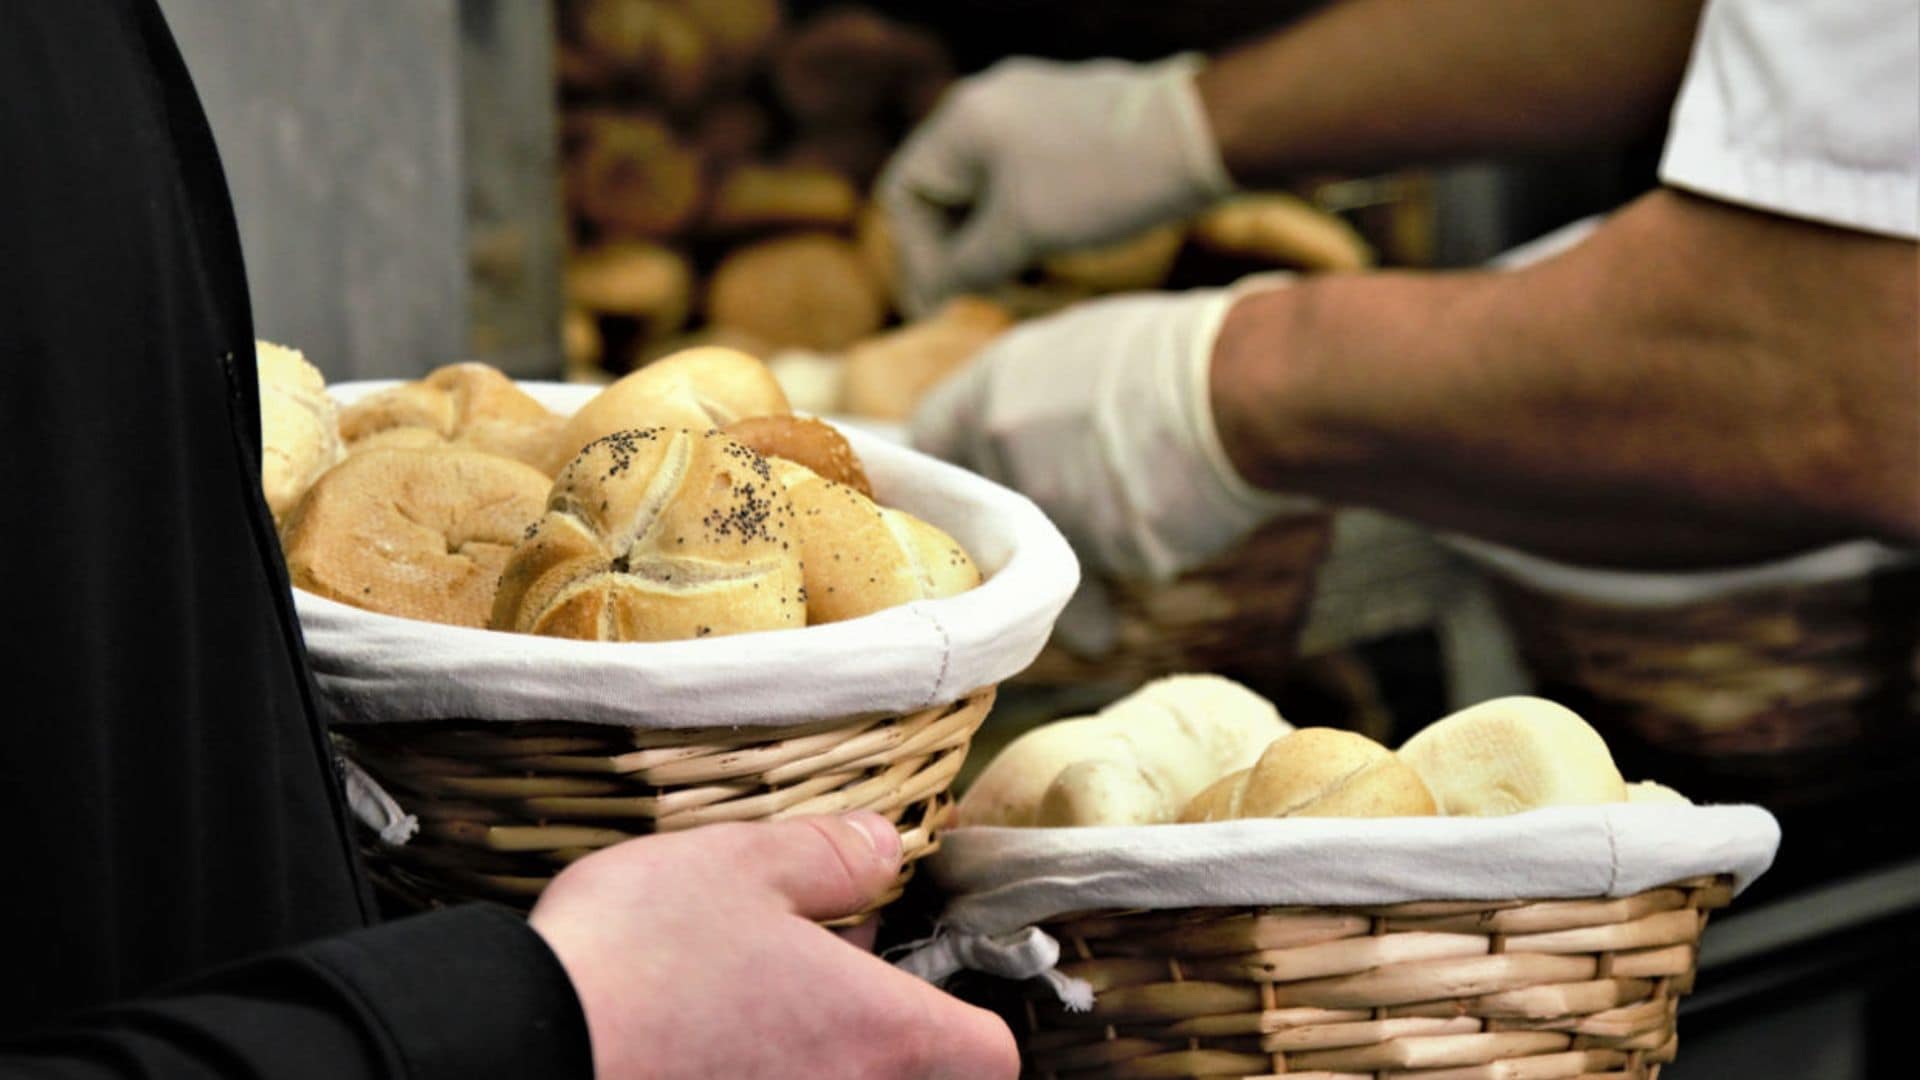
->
[
  {"left": 897, "top": 807, "right": 1780, "bottom": 1078},
  {"left": 299, "top": 382, "right": 1079, "bottom": 918}
]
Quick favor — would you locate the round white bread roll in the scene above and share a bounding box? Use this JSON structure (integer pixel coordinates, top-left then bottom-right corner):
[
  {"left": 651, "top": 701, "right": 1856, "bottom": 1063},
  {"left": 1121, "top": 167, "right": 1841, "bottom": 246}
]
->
[
  {"left": 1178, "top": 728, "right": 1436, "bottom": 822},
  {"left": 492, "top": 428, "right": 804, "bottom": 642},
  {"left": 841, "top": 297, "right": 1013, "bottom": 421},
  {"left": 768, "top": 460, "right": 978, "bottom": 624},
  {"left": 957, "top": 674, "right": 1290, "bottom": 828},
  {"left": 281, "top": 447, "right": 551, "bottom": 628},
  {"left": 1398, "top": 696, "right": 1627, "bottom": 816},
  {"left": 1627, "top": 780, "right": 1692, "bottom": 806},
  {"left": 256, "top": 340, "right": 344, "bottom": 523},
  {"left": 705, "top": 232, "right": 886, "bottom": 352},
  {"left": 338, "top": 362, "right": 561, "bottom": 470},
  {"left": 546, "top": 346, "right": 791, "bottom": 474}
]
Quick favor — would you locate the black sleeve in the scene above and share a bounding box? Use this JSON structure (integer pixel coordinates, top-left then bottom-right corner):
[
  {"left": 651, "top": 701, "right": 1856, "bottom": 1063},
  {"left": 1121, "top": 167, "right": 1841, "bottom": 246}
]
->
[{"left": 0, "top": 905, "right": 593, "bottom": 1080}]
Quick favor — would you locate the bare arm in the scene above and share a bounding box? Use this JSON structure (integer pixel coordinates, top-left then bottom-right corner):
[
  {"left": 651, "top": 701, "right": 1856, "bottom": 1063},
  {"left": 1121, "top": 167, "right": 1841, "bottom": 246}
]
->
[
  {"left": 1213, "top": 189, "right": 1920, "bottom": 568},
  {"left": 1198, "top": 0, "right": 1705, "bottom": 183}
]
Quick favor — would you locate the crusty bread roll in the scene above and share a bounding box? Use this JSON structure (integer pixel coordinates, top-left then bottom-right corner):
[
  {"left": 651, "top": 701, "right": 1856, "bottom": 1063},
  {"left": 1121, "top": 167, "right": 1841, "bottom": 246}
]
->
[
  {"left": 1627, "top": 780, "right": 1692, "bottom": 806},
  {"left": 663, "top": 0, "right": 780, "bottom": 81},
  {"left": 958, "top": 674, "right": 1291, "bottom": 827},
  {"left": 770, "top": 7, "right": 951, "bottom": 125},
  {"left": 547, "top": 346, "right": 790, "bottom": 473},
  {"left": 566, "top": 243, "right": 693, "bottom": 344},
  {"left": 725, "top": 415, "right": 871, "bottom": 497},
  {"left": 769, "top": 460, "right": 977, "bottom": 624},
  {"left": 765, "top": 349, "right": 846, "bottom": 417},
  {"left": 492, "top": 428, "right": 804, "bottom": 641},
  {"left": 1179, "top": 728, "right": 1437, "bottom": 822},
  {"left": 1040, "top": 223, "right": 1186, "bottom": 293},
  {"left": 281, "top": 448, "right": 550, "bottom": 627},
  {"left": 256, "top": 340, "right": 345, "bottom": 524},
  {"left": 338, "top": 363, "right": 561, "bottom": 470},
  {"left": 1191, "top": 193, "right": 1374, "bottom": 273},
  {"left": 1398, "top": 697, "right": 1627, "bottom": 817},
  {"left": 569, "top": 0, "right": 710, "bottom": 108},
  {"left": 568, "top": 112, "right": 703, "bottom": 238},
  {"left": 842, "top": 297, "right": 1014, "bottom": 420},
  {"left": 706, "top": 233, "right": 886, "bottom": 352},
  {"left": 705, "top": 164, "right": 859, "bottom": 233}
]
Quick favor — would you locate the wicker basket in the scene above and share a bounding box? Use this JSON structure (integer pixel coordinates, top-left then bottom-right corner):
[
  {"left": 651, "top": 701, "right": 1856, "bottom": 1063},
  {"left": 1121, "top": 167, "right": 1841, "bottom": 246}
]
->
[
  {"left": 340, "top": 692, "right": 993, "bottom": 917},
  {"left": 1018, "top": 513, "right": 1335, "bottom": 702},
  {"left": 1461, "top": 540, "right": 1920, "bottom": 765},
  {"left": 306, "top": 381, "right": 1078, "bottom": 920},
  {"left": 1021, "top": 876, "right": 1731, "bottom": 1079}
]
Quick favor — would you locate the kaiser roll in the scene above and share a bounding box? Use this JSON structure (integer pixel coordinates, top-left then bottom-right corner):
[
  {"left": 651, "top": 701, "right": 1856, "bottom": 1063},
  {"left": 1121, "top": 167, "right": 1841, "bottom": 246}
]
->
[
  {"left": 281, "top": 448, "right": 551, "bottom": 628},
  {"left": 256, "top": 340, "right": 344, "bottom": 523},
  {"left": 339, "top": 362, "right": 561, "bottom": 470},
  {"left": 492, "top": 428, "right": 804, "bottom": 641},
  {"left": 724, "top": 415, "right": 871, "bottom": 497},
  {"left": 768, "top": 460, "right": 977, "bottom": 625},
  {"left": 1179, "top": 728, "right": 1436, "bottom": 822},
  {"left": 1398, "top": 696, "right": 1627, "bottom": 816},
  {"left": 547, "top": 346, "right": 790, "bottom": 473}
]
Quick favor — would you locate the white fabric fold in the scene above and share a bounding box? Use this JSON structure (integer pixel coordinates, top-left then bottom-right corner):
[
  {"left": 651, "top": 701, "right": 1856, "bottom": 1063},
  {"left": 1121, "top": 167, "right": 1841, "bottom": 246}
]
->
[
  {"left": 897, "top": 805, "right": 1779, "bottom": 1002},
  {"left": 294, "top": 382, "right": 1080, "bottom": 728}
]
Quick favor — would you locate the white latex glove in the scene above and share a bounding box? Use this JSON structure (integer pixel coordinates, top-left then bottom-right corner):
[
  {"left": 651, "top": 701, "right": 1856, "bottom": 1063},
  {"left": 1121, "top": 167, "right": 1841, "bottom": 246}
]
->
[
  {"left": 911, "top": 283, "right": 1314, "bottom": 585},
  {"left": 879, "top": 55, "right": 1234, "bottom": 316}
]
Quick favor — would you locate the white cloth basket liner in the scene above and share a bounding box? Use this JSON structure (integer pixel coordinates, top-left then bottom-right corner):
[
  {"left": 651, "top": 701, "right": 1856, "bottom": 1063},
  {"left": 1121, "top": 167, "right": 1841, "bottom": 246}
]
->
[
  {"left": 294, "top": 381, "right": 1080, "bottom": 729},
  {"left": 895, "top": 805, "right": 1779, "bottom": 1001}
]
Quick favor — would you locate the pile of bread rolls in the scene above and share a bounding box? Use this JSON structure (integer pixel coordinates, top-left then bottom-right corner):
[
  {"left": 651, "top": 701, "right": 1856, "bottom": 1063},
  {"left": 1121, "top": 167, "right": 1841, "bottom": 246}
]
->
[
  {"left": 555, "top": 2, "right": 1377, "bottom": 423},
  {"left": 958, "top": 676, "right": 1690, "bottom": 828},
  {"left": 258, "top": 339, "right": 981, "bottom": 641}
]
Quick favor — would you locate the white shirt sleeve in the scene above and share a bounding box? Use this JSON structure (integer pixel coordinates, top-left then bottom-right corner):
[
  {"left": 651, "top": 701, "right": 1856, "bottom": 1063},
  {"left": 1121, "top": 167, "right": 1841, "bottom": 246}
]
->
[{"left": 1660, "top": 0, "right": 1919, "bottom": 239}]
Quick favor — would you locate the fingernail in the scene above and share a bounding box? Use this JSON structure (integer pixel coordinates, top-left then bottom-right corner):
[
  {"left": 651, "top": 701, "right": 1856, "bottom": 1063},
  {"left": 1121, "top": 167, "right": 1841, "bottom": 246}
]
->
[{"left": 847, "top": 812, "right": 903, "bottom": 864}]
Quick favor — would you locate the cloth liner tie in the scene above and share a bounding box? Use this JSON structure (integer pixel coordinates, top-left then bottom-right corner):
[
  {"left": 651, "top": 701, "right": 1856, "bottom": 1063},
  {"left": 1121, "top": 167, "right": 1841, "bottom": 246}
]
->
[{"left": 890, "top": 926, "right": 1094, "bottom": 1011}]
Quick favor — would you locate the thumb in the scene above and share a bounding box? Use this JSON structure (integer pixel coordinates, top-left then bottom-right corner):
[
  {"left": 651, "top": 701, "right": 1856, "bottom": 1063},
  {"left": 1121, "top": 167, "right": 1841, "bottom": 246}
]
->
[{"left": 732, "top": 813, "right": 905, "bottom": 922}]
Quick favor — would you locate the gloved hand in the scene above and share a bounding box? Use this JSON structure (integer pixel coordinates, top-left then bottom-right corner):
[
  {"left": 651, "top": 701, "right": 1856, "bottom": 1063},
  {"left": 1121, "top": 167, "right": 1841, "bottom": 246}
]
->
[
  {"left": 879, "top": 55, "right": 1234, "bottom": 316},
  {"left": 911, "top": 282, "right": 1315, "bottom": 584}
]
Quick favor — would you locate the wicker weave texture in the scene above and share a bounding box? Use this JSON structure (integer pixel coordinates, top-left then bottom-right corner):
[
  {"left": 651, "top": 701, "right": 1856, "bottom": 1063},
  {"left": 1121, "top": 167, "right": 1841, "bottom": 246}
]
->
[
  {"left": 339, "top": 689, "right": 995, "bottom": 917},
  {"left": 1023, "top": 876, "right": 1732, "bottom": 1079},
  {"left": 1019, "top": 514, "right": 1333, "bottom": 694},
  {"left": 1489, "top": 566, "right": 1920, "bottom": 757}
]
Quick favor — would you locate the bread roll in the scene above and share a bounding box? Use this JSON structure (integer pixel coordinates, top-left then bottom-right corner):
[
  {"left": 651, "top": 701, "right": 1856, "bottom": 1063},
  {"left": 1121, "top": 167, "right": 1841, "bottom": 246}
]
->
[
  {"left": 842, "top": 297, "right": 1014, "bottom": 420},
  {"left": 706, "top": 233, "right": 886, "bottom": 352},
  {"left": 566, "top": 243, "right": 693, "bottom": 344},
  {"left": 769, "top": 461, "right": 977, "bottom": 625},
  {"left": 570, "top": 0, "right": 709, "bottom": 107},
  {"left": 958, "top": 674, "right": 1290, "bottom": 827},
  {"left": 765, "top": 349, "right": 846, "bottom": 417},
  {"left": 1627, "top": 780, "right": 1692, "bottom": 806},
  {"left": 724, "top": 415, "right": 871, "bottom": 497},
  {"left": 705, "top": 164, "right": 859, "bottom": 233},
  {"left": 281, "top": 448, "right": 550, "bottom": 627},
  {"left": 854, "top": 201, "right": 899, "bottom": 307},
  {"left": 548, "top": 346, "right": 790, "bottom": 473},
  {"left": 564, "top": 307, "right": 605, "bottom": 380},
  {"left": 1179, "top": 728, "right": 1436, "bottom": 822},
  {"left": 492, "top": 428, "right": 804, "bottom": 641},
  {"left": 1041, "top": 223, "right": 1185, "bottom": 293},
  {"left": 1398, "top": 697, "right": 1627, "bottom": 817},
  {"left": 338, "top": 363, "right": 561, "bottom": 470},
  {"left": 663, "top": 0, "right": 780, "bottom": 81},
  {"left": 256, "top": 340, "right": 344, "bottom": 523},
  {"left": 771, "top": 7, "right": 951, "bottom": 124},
  {"left": 569, "top": 112, "right": 703, "bottom": 238},
  {"left": 1192, "top": 193, "right": 1374, "bottom": 273}
]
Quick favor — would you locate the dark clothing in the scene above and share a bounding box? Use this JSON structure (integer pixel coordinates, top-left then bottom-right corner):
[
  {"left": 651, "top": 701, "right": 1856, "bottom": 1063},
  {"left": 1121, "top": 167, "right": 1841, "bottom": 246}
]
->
[{"left": 0, "top": 3, "right": 590, "bottom": 1075}]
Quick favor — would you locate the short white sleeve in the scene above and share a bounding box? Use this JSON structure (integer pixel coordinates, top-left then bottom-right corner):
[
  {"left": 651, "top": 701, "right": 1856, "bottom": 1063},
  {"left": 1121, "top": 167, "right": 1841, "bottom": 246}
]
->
[{"left": 1660, "top": 0, "right": 1919, "bottom": 239}]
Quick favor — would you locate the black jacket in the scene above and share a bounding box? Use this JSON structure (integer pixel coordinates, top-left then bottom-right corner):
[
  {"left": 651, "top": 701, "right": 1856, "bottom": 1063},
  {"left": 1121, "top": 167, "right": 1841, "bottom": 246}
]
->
[{"left": 0, "top": 3, "right": 590, "bottom": 1075}]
